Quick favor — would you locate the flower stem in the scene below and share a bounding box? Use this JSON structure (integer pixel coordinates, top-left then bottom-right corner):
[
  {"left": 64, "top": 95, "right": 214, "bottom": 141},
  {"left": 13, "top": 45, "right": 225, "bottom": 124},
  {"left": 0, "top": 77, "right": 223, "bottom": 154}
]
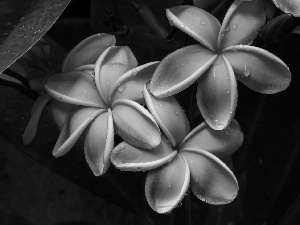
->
[{"left": 171, "top": 190, "right": 191, "bottom": 225}]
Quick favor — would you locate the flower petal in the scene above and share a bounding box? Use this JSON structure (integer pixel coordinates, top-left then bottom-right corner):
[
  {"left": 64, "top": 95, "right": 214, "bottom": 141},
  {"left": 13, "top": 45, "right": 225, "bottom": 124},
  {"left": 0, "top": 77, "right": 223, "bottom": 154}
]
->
[
  {"left": 48, "top": 100, "right": 76, "bottom": 130},
  {"left": 45, "top": 71, "right": 107, "bottom": 107},
  {"left": 167, "top": 6, "right": 221, "bottom": 51},
  {"left": 95, "top": 46, "right": 138, "bottom": 104},
  {"left": 223, "top": 45, "right": 291, "bottom": 94},
  {"left": 179, "top": 119, "right": 243, "bottom": 158},
  {"left": 272, "top": 0, "right": 300, "bottom": 16},
  {"left": 144, "top": 84, "right": 190, "bottom": 147},
  {"left": 84, "top": 109, "right": 114, "bottom": 176},
  {"left": 23, "top": 93, "right": 52, "bottom": 145},
  {"left": 218, "top": 0, "right": 266, "bottom": 50},
  {"left": 196, "top": 55, "right": 238, "bottom": 130},
  {"left": 112, "top": 99, "right": 161, "bottom": 149},
  {"left": 62, "top": 33, "right": 116, "bottom": 72},
  {"left": 150, "top": 45, "right": 217, "bottom": 97},
  {"left": 145, "top": 154, "right": 190, "bottom": 214},
  {"left": 52, "top": 107, "right": 105, "bottom": 157},
  {"left": 181, "top": 148, "right": 238, "bottom": 204},
  {"left": 111, "top": 137, "right": 177, "bottom": 172},
  {"left": 110, "top": 61, "right": 159, "bottom": 104}
]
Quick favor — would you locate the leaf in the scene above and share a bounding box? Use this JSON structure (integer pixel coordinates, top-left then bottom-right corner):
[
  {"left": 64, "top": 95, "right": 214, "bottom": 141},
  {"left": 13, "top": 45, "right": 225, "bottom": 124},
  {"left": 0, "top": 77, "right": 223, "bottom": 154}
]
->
[{"left": 0, "top": 0, "right": 71, "bottom": 74}]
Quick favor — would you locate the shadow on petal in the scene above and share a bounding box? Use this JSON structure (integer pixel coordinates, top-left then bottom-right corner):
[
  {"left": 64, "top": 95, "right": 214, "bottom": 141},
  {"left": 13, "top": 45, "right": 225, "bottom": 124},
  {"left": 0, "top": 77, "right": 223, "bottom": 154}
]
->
[
  {"left": 111, "top": 137, "right": 176, "bottom": 172},
  {"left": 45, "top": 71, "right": 107, "bottom": 108},
  {"left": 110, "top": 61, "right": 159, "bottom": 104},
  {"left": 218, "top": 0, "right": 266, "bottom": 50},
  {"left": 150, "top": 45, "right": 217, "bottom": 97},
  {"left": 144, "top": 84, "right": 190, "bottom": 147},
  {"left": 181, "top": 148, "right": 238, "bottom": 204},
  {"left": 196, "top": 55, "right": 238, "bottom": 130},
  {"left": 62, "top": 33, "right": 116, "bottom": 72},
  {"left": 112, "top": 99, "right": 161, "bottom": 149},
  {"left": 145, "top": 154, "right": 190, "bottom": 214},
  {"left": 179, "top": 119, "right": 243, "bottom": 158},
  {"left": 167, "top": 6, "right": 220, "bottom": 51},
  {"left": 84, "top": 109, "right": 114, "bottom": 176},
  {"left": 95, "top": 46, "right": 138, "bottom": 104},
  {"left": 52, "top": 107, "right": 105, "bottom": 157}
]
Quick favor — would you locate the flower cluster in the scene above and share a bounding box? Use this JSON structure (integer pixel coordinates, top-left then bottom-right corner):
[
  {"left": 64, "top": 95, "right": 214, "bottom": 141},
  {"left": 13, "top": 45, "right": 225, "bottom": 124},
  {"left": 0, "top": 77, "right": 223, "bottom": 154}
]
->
[{"left": 23, "top": 0, "right": 291, "bottom": 214}]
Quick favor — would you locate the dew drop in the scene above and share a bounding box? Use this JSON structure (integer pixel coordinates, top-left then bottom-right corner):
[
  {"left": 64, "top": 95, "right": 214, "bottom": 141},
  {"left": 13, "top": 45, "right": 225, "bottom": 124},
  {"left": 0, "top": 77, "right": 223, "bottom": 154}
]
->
[
  {"left": 180, "top": 24, "right": 185, "bottom": 28},
  {"left": 225, "top": 26, "right": 230, "bottom": 32},
  {"left": 132, "top": 69, "right": 137, "bottom": 75},
  {"left": 117, "top": 84, "right": 126, "bottom": 92},
  {"left": 243, "top": 65, "right": 251, "bottom": 77},
  {"left": 200, "top": 20, "right": 207, "bottom": 26},
  {"left": 169, "top": 20, "right": 174, "bottom": 26},
  {"left": 175, "top": 111, "right": 179, "bottom": 115},
  {"left": 224, "top": 129, "right": 230, "bottom": 136},
  {"left": 229, "top": 110, "right": 233, "bottom": 114},
  {"left": 168, "top": 183, "right": 172, "bottom": 188},
  {"left": 190, "top": 160, "right": 193, "bottom": 164},
  {"left": 159, "top": 104, "right": 162, "bottom": 107},
  {"left": 232, "top": 23, "right": 237, "bottom": 30},
  {"left": 213, "top": 70, "right": 216, "bottom": 78},
  {"left": 227, "top": 90, "right": 230, "bottom": 94}
]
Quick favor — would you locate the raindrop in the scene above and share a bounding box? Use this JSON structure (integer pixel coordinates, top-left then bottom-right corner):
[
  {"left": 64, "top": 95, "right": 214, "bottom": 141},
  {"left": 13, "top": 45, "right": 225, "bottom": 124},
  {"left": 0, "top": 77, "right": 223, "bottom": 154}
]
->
[
  {"left": 117, "top": 84, "right": 126, "bottom": 92},
  {"left": 227, "top": 90, "right": 230, "bottom": 94},
  {"left": 224, "top": 129, "right": 230, "bottom": 136},
  {"left": 175, "top": 111, "right": 179, "bottom": 115},
  {"left": 229, "top": 110, "right": 233, "bottom": 114},
  {"left": 169, "top": 20, "right": 174, "bottom": 26},
  {"left": 243, "top": 65, "right": 251, "bottom": 77},
  {"left": 225, "top": 26, "right": 230, "bottom": 32},
  {"left": 190, "top": 160, "right": 193, "bottom": 164},
  {"left": 180, "top": 24, "right": 185, "bottom": 28},
  {"left": 132, "top": 69, "right": 137, "bottom": 75},
  {"left": 159, "top": 104, "right": 162, "bottom": 107},
  {"left": 200, "top": 20, "right": 207, "bottom": 26},
  {"left": 213, "top": 70, "right": 216, "bottom": 78},
  {"left": 232, "top": 23, "right": 237, "bottom": 30},
  {"left": 91, "top": 72, "right": 95, "bottom": 77},
  {"left": 168, "top": 183, "right": 172, "bottom": 188}
]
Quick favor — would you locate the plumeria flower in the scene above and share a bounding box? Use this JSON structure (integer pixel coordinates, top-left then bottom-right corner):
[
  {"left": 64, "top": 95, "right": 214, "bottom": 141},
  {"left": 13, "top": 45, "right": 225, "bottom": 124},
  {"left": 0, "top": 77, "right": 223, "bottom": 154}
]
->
[
  {"left": 150, "top": 0, "right": 291, "bottom": 130},
  {"left": 44, "top": 41, "right": 161, "bottom": 176},
  {"left": 23, "top": 33, "right": 117, "bottom": 145},
  {"left": 111, "top": 84, "right": 244, "bottom": 213}
]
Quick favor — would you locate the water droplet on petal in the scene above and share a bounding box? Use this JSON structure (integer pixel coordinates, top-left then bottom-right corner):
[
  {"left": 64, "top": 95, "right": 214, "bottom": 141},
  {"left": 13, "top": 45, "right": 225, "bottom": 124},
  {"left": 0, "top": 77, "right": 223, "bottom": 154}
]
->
[
  {"left": 159, "top": 104, "right": 162, "bottom": 107},
  {"left": 232, "top": 23, "right": 237, "bottom": 30},
  {"left": 200, "top": 20, "right": 207, "bottom": 26},
  {"left": 117, "top": 84, "right": 126, "bottom": 92},
  {"left": 180, "top": 24, "right": 185, "bottom": 28},
  {"left": 225, "top": 26, "right": 230, "bottom": 32},
  {"left": 229, "top": 110, "right": 233, "bottom": 114},
  {"left": 168, "top": 183, "right": 172, "bottom": 188},
  {"left": 227, "top": 90, "right": 230, "bottom": 94},
  {"left": 243, "top": 65, "right": 251, "bottom": 77},
  {"left": 169, "top": 20, "right": 174, "bottom": 26},
  {"left": 224, "top": 129, "right": 230, "bottom": 136},
  {"left": 190, "top": 160, "right": 193, "bottom": 164},
  {"left": 175, "top": 111, "right": 179, "bottom": 115},
  {"left": 132, "top": 69, "right": 137, "bottom": 75}
]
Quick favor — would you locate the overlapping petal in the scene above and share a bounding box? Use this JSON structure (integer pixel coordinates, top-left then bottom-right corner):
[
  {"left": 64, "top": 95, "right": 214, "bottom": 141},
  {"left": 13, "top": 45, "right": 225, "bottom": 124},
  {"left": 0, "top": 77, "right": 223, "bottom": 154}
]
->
[
  {"left": 145, "top": 154, "right": 190, "bottom": 213},
  {"left": 179, "top": 119, "right": 243, "bottom": 159},
  {"left": 112, "top": 99, "right": 161, "bottom": 149},
  {"left": 84, "top": 109, "right": 114, "bottom": 176},
  {"left": 144, "top": 84, "right": 190, "bottom": 147},
  {"left": 218, "top": 0, "right": 266, "bottom": 50},
  {"left": 150, "top": 45, "right": 217, "bottom": 97},
  {"left": 272, "top": 0, "right": 300, "bottom": 16},
  {"left": 181, "top": 148, "right": 238, "bottom": 204},
  {"left": 45, "top": 71, "right": 107, "bottom": 107},
  {"left": 23, "top": 93, "right": 52, "bottom": 145},
  {"left": 196, "top": 55, "right": 238, "bottom": 130},
  {"left": 52, "top": 107, "right": 105, "bottom": 157},
  {"left": 223, "top": 45, "right": 291, "bottom": 94},
  {"left": 111, "top": 137, "right": 177, "bottom": 171},
  {"left": 62, "top": 33, "right": 116, "bottom": 72},
  {"left": 95, "top": 46, "right": 138, "bottom": 104},
  {"left": 48, "top": 100, "right": 76, "bottom": 130},
  {"left": 167, "top": 6, "right": 221, "bottom": 51},
  {"left": 110, "top": 61, "right": 159, "bottom": 104}
]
